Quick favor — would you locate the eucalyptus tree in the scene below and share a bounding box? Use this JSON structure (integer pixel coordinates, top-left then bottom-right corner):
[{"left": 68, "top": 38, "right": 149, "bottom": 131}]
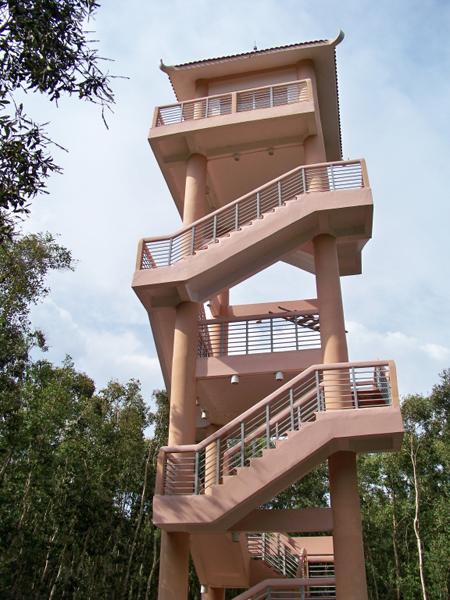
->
[{"left": 0, "top": 0, "right": 115, "bottom": 237}]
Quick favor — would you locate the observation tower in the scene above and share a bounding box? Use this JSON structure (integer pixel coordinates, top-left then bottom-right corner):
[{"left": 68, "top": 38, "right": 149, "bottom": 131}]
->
[{"left": 132, "top": 33, "right": 404, "bottom": 600}]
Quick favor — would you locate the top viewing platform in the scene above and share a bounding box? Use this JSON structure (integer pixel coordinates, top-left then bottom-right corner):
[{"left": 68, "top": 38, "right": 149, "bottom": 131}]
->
[{"left": 149, "top": 34, "right": 344, "bottom": 216}]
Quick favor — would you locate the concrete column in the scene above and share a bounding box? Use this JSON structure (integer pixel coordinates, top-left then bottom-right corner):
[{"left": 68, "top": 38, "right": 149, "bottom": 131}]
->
[
  {"left": 183, "top": 153, "right": 208, "bottom": 225},
  {"left": 313, "top": 234, "right": 348, "bottom": 365},
  {"left": 202, "top": 587, "right": 225, "bottom": 600},
  {"left": 297, "top": 60, "right": 326, "bottom": 164},
  {"left": 313, "top": 234, "right": 368, "bottom": 600},
  {"left": 304, "top": 132, "right": 327, "bottom": 194},
  {"left": 328, "top": 452, "right": 368, "bottom": 600},
  {"left": 158, "top": 532, "right": 190, "bottom": 600},
  {"left": 204, "top": 425, "right": 220, "bottom": 493},
  {"left": 158, "top": 152, "right": 208, "bottom": 600},
  {"left": 168, "top": 300, "right": 199, "bottom": 446}
]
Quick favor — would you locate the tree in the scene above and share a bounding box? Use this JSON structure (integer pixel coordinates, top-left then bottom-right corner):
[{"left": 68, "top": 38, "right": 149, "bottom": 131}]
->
[
  {"left": 0, "top": 232, "right": 73, "bottom": 484},
  {"left": 0, "top": 0, "right": 115, "bottom": 238},
  {"left": 359, "top": 377, "right": 450, "bottom": 600}
]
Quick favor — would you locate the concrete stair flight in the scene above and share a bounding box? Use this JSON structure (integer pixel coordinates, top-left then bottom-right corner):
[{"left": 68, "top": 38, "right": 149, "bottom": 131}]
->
[
  {"left": 153, "top": 361, "right": 403, "bottom": 532},
  {"left": 133, "top": 160, "right": 372, "bottom": 307}
]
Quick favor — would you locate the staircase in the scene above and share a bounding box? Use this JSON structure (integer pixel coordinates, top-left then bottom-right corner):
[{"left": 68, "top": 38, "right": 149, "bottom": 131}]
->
[
  {"left": 153, "top": 361, "right": 403, "bottom": 532},
  {"left": 247, "top": 532, "right": 306, "bottom": 578},
  {"left": 133, "top": 160, "right": 372, "bottom": 307}
]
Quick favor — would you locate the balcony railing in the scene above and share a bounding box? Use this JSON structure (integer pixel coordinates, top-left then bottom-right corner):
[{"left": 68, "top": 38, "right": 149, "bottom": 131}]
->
[
  {"left": 157, "top": 360, "right": 396, "bottom": 496},
  {"left": 198, "top": 311, "right": 320, "bottom": 357},
  {"left": 154, "top": 79, "right": 312, "bottom": 127},
  {"left": 140, "top": 159, "right": 367, "bottom": 270},
  {"left": 247, "top": 532, "right": 304, "bottom": 578}
]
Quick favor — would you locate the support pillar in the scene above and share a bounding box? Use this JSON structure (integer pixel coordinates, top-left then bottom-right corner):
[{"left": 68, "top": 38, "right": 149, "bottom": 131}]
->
[
  {"left": 328, "top": 452, "right": 368, "bottom": 600},
  {"left": 183, "top": 153, "right": 208, "bottom": 225},
  {"left": 158, "top": 533, "right": 191, "bottom": 600},
  {"left": 313, "top": 234, "right": 368, "bottom": 600},
  {"left": 313, "top": 234, "right": 348, "bottom": 365},
  {"left": 202, "top": 587, "right": 225, "bottom": 600},
  {"left": 158, "top": 152, "right": 208, "bottom": 600}
]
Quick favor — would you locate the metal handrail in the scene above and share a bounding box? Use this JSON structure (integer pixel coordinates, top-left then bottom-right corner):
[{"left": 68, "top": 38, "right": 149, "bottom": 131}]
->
[
  {"left": 154, "top": 79, "right": 312, "bottom": 127},
  {"left": 139, "top": 159, "right": 368, "bottom": 270},
  {"left": 198, "top": 311, "right": 320, "bottom": 357},
  {"left": 157, "top": 360, "right": 398, "bottom": 496},
  {"left": 308, "top": 561, "right": 335, "bottom": 578},
  {"left": 247, "top": 533, "right": 305, "bottom": 578},
  {"left": 232, "top": 578, "right": 336, "bottom": 600}
]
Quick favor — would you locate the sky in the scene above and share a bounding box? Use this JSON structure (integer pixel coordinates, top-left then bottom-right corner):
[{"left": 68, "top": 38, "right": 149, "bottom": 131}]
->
[{"left": 26, "top": 0, "right": 450, "bottom": 407}]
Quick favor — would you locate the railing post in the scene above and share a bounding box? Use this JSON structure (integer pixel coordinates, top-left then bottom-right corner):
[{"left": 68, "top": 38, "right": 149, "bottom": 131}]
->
[
  {"left": 245, "top": 320, "right": 249, "bottom": 354},
  {"left": 361, "top": 158, "right": 369, "bottom": 188},
  {"left": 295, "top": 318, "right": 299, "bottom": 350},
  {"left": 278, "top": 179, "right": 282, "bottom": 206},
  {"left": 194, "top": 451, "right": 200, "bottom": 495},
  {"left": 256, "top": 192, "right": 261, "bottom": 218},
  {"left": 329, "top": 163, "right": 336, "bottom": 190},
  {"left": 351, "top": 367, "right": 359, "bottom": 409},
  {"left": 301, "top": 584, "right": 305, "bottom": 600},
  {"left": 269, "top": 85, "right": 274, "bottom": 107},
  {"left": 168, "top": 237, "right": 173, "bottom": 265},
  {"left": 212, "top": 214, "right": 217, "bottom": 242},
  {"left": 190, "top": 225, "right": 196, "bottom": 255},
  {"left": 267, "top": 586, "right": 272, "bottom": 600},
  {"left": 235, "top": 203, "right": 239, "bottom": 230},
  {"left": 205, "top": 96, "right": 209, "bottom": 118},
  {"left": 215, "top": 438, "right": 221, "bottom": 485},
  {"left": 301, "top": 168, "right": 307, "bottom": 194},
  {"left": 289, "top": 388, "right": 295, "bottom": 430},
  {"left": 270, "top": 318, "right": 274, "bottom": 352},
  {"left": 315, "top": 370, "right": 322, "bottom": 411},
  {"left": 220, "top": 322, "right": 225, "bottom": 355},
  {"left": 231, "top": 91, "right": 237, "bottom": 114},
  {"left": 240, "top": 422, "right": 245, "bottom": 467},
  {"left": 265, "top": 405, "right": 271, "bottom": 448}
]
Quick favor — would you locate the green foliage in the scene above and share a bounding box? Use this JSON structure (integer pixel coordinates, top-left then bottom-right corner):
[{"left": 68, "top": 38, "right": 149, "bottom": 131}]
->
[
  {"left": 0, "top": 0, "right": 115, "bottom": 238},
  {"left": 359, "top": 376, "right": 450, "bottom": 600}
]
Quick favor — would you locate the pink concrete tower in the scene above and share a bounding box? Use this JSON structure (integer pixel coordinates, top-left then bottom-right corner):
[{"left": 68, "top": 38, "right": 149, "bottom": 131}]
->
[{"left": 133, "top": 33, "right": 404, "bottom": 600}]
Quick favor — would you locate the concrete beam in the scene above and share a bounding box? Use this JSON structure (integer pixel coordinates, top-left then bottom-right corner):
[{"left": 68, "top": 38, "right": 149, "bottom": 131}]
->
[{"left": 230, "top": 508, "right": 333, "bottom": 533}]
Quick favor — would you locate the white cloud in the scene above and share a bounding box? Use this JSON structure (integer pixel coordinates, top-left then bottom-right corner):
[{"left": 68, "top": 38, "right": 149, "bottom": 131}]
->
[
  {"left": 32, "top": 298, "right": 163, "bottom": 404},
  {"left": 421, "top": 343, "right": 450, "bottom": 362}
]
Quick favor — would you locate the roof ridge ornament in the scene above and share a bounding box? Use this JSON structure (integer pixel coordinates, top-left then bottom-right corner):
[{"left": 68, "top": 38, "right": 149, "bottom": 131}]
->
[{"left": 330, "top": 30, "right": 345, "bottom": 46}]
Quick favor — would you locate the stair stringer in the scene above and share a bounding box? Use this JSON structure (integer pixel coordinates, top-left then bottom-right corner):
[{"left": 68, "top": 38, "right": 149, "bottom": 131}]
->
[{"left": 153, "top": 406, "right": 403, "bottom": 532}]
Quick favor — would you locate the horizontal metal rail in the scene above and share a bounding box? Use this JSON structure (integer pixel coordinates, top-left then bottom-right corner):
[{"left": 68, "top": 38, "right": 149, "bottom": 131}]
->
[
  {"left": 247, "top": 533, "right": 304, "bottom": 578},
  {"left": 140, "top": 159, "right": 367, "bottom": 270},
  {"left": 198, "top": 311, "right": 320, "bottom": 357},
  {"left": 232, "top": 578, "right": 336, "bottom": 600},
  {"left": 157, "top": 360, "right": 396, "bottom": 496},
  {"left": 308, "top": 562, "right": 335, "bottom": 578},
  {"left": 154, "top": 79, "right": 311, "bottom": 127}
]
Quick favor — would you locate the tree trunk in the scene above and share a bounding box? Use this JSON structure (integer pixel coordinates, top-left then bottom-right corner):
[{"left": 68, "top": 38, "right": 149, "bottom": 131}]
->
[
  {"left": 391, "top": 488, "right": 401, "bottom": 600},
  {"left": 122, "top": 446, "right": 152, "bottom": 598},
  {"left": 410, "top": 437, "right": 428, "bottom": 600},
  {"left": 144, "top": 528, "right": 160, "bottom": 600}
]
